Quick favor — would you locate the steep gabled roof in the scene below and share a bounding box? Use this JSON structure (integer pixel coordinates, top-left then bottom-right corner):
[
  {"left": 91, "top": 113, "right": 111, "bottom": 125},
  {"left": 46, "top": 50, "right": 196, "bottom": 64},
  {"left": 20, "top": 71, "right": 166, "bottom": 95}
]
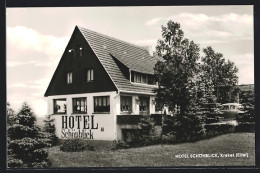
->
[
  {"left": 110, "top": 53, "right": 155, "bottom": 75},
  {"left": 77, "top": 26, "right": 158, "bottom": 94}
]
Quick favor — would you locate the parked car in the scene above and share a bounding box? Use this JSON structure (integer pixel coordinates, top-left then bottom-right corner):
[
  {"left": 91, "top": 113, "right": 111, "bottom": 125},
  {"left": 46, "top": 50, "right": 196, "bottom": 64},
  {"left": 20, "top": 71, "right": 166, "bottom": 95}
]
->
[{"left": 219, "top": 103, "right": 244, "bottom": 120}]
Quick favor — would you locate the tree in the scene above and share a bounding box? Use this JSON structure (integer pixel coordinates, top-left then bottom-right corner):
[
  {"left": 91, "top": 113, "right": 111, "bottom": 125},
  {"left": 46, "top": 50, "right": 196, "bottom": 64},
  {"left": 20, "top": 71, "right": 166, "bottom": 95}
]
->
[
  {"left": 201, "top": 47, "right": 239, "bottom": 103},
  {"left": 43, "top": 114, "right": 58, "bottom": 146},
  {"left": 154, "top": 20, "right": 200, "bottom": 114},
  {"left": 239, "top": 88, "right": 255, "bottom": 108},
  {"left": 7, "top": 102, "right": 15, "bottom": 126},
  {"left": 196, "top": 75, "right": 217, "bottom": 109},
  {"left": 8, "top": 102, "right": 50, "bottom": 168}
]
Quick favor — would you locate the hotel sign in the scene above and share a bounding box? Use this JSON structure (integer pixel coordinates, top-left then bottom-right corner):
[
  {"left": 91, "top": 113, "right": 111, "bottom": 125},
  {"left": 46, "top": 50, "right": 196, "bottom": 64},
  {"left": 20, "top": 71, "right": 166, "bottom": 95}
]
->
[{"left": 61, "top": 115, "right": 99, "bottom": 139}]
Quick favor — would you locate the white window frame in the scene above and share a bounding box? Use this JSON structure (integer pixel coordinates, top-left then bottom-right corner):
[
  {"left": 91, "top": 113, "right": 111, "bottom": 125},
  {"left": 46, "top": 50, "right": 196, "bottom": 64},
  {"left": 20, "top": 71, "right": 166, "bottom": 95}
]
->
[
  {"left": 120, "top": 96, "right": 132, "bottom": 113},
  {"left": 72, "top": 97, "right": 87, "bottom": 113},
  {"left": 53, "top": 99, "right": 67, "bottom": 114},
  {"left": 86, "top": 69, "right": 94, "bottom": 82},
  {"left": 67, "top": 72, "right": 72, "bottom": 84},
  {"left": 94, "top": 96, "right": 110, "bottom": 113}
]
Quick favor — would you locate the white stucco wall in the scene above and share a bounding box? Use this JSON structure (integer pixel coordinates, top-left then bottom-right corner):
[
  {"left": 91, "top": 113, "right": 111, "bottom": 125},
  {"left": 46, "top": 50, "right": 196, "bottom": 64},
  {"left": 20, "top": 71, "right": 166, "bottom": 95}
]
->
[
  {"left": 47, "top": 91, "right": 156, "bottom": 142},
  {"left": 47, "top": 91, "right": 118, "bottom": 141}
]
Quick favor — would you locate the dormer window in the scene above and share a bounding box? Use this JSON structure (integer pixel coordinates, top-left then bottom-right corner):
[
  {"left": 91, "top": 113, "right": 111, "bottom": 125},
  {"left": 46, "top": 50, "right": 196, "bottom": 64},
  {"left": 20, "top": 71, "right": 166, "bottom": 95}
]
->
[
  {"left": 131, "top": 72, "right": 147, "bottom": 84},
  {"left": 131, "top": 71, "right": 156, "bottom": 85},
  {"left": 67, "top": 72, "right": 72, "bottom": 84}
]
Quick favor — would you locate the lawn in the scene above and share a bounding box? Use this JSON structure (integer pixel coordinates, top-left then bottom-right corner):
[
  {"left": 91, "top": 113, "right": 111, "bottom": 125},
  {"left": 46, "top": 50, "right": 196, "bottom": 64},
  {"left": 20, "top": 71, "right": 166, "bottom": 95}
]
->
[{"left": 48, "top": 133, "right": 255, "bottom": 167}]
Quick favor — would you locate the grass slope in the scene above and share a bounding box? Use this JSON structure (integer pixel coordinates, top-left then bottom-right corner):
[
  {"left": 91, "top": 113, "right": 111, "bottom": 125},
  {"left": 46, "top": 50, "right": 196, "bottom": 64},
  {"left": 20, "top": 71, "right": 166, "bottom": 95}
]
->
[{"left": 48, "top": 133, "right": 255, "bottom": 167}]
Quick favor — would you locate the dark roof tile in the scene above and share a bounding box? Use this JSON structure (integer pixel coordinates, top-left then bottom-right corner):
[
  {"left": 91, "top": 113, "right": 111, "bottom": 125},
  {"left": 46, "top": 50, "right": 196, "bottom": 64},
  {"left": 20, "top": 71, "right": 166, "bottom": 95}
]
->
[{"left": 78, "top": 26, "right": 158, "bottom": 95}]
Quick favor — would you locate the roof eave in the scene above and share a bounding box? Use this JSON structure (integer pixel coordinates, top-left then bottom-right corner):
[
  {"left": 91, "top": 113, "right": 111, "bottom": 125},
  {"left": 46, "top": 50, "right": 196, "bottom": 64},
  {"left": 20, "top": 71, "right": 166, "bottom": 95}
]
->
[{"left": 119, "top": 90, "right": 156, "bottom": 96}]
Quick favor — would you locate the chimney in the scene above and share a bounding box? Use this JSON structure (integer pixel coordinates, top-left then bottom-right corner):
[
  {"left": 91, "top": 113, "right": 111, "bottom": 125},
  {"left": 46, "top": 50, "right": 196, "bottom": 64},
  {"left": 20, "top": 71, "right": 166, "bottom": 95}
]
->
[{"left": 141, "top": 46, "right": 153, "bottom": 56}]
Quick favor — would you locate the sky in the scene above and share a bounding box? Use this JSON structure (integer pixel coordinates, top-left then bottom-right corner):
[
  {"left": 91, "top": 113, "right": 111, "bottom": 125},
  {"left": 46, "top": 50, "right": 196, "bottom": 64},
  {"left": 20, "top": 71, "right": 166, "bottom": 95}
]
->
[{"left": 6, "top": 6, "right": 254, "bottom": 118}]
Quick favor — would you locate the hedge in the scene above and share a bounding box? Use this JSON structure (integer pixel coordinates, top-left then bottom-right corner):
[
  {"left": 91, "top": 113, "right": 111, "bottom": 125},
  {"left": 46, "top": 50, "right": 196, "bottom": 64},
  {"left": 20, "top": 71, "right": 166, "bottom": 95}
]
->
[
  {"left": 235, "top": 122, "right": 255, "bottom": 132},
  {"left": 204, "top": 123, "right": 235, "bottom": 138}
]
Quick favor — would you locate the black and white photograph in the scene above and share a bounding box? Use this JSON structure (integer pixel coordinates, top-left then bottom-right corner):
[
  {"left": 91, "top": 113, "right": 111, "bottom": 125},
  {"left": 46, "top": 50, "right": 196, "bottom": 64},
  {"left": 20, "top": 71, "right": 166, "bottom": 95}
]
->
[{"left": 6, "top": 5, "right": 255, "bottom": 168}]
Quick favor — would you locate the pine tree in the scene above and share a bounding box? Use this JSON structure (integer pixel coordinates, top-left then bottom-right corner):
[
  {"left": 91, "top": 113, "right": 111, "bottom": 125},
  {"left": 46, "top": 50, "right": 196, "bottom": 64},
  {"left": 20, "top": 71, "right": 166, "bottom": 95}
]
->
[
  {"left": 7, "top": 102, "right": 16, "bottom": 126},
  {"left": 8, "top": 102, "right": 50, "bottom": 168},
  {"left": 43, "top": 114, "right": 58, "bottom": 146}
]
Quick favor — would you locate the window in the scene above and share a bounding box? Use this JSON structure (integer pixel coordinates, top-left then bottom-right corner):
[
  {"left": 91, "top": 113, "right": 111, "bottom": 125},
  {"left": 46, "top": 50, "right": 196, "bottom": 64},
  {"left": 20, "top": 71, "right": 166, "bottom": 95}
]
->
[
  {"left": 139, "top": 97, "right": 150, "bottom": 115},
  {"left": 94, "top": 96, "right": 110, "bottom": 113},
  {"left": 132, "top": 72, "right": 147, "bottom": 84},
  {"left": 54, "top": 99, "right": 66, "bottom": 114},
  {"left": 121, "top": 96, "right": 132, "bottom": 112},
  {"left": 230, "top": 105, "right": 236, "bottom": 110},
  {"left": 141, "top": 75, "right": 147, "bottom": 83},
  {"left": 86, "top": 69, "right": 94, "bottom": 82},
  {"left": 135, "top": 73, "right": 141, "bottom": 83},
  {"left": 220, "top": 105, "right": 229, "bottom": 110},
  {"left": 67, "top": 72, "right": 72, "bottom": 84},
  {"left": 73, "top": 97, "right": 87, "bottom": 113}
]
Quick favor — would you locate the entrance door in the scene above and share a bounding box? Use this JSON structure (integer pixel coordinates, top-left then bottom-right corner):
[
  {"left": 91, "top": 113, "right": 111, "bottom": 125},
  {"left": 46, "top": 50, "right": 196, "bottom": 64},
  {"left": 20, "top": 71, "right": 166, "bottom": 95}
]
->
[{"left": 139, "top": 96, "right": 150, "bottom": 115}]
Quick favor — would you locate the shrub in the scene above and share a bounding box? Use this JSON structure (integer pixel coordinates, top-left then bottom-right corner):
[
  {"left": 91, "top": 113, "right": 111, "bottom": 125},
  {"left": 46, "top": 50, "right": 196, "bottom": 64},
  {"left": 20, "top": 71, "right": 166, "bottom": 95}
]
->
[
  {"left": 204, "top": 112, "right": 224, "bottom": 124},
  {"left": 31, "top": 161, "right": 50, "bottom": 168},
  {"left": 162, "top": 118, "right": 174, "bottom": 134},
  {"left": 87, "top": 145, "right": 95, "bottom": 151},
  {"left": 8, "top": 156, "right": 24, "bottom": 168},
  {"left": 235, "top": 122, "right": 255, "bottom": 132},
  {"left": 162, "top": 113, "right": 205, "bottom": 142},
  {"left": 121, "top": 117, "right": 161, "bottom": 147},
  {"left": 161, "top": 132, "right": 176, "bottom": 144},
  {"left": 138, "top": 117, "right": 161, "bottom": 146},
  {"left": 60, "top": 139, "right": 87, "bottom": 152},
  {"left": 235, "top": 105, "right": 255, "bottom": 133},
  {"left": 112, "top": 140, "right": 129, "bottom": 150},
  {"left": 204, "top": 123, "right": 235, "bottom": 138},
  {"left": 150, "top": 114, "right": 163, "bottom": 126},
  {"left": 235, "top": 108, "right": 254, "bottom": 124},
  {"left": 176, "top": 114, "right": 205, "bottom": 142}
]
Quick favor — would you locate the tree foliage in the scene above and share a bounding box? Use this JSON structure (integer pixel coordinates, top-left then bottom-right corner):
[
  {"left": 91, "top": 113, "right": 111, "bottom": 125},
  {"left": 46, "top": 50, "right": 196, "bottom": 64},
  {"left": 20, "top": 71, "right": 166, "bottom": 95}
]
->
[
  {"left": 154, "top": 21, "right": 200, "bottom": 114},
  {"left": 43, "top": 114, "right": 58, "bottom": 146},
  {"left": 162, "top": 113, "right": 205, "bottom": 143},
  {"left": 7, "top": 102, "right": 16, "bottom": 126},
  {"left": 201, "top": 47, "right": 239, "bottom": 103},
  {"left": 154, "top": 21, "right": 240, "bottom": 113},
  {"left": 7, "top": 102, "right": 50, "bottom": 168},
  {"left": 239, "top": 89, "right": 255, "bottom": 108}
]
